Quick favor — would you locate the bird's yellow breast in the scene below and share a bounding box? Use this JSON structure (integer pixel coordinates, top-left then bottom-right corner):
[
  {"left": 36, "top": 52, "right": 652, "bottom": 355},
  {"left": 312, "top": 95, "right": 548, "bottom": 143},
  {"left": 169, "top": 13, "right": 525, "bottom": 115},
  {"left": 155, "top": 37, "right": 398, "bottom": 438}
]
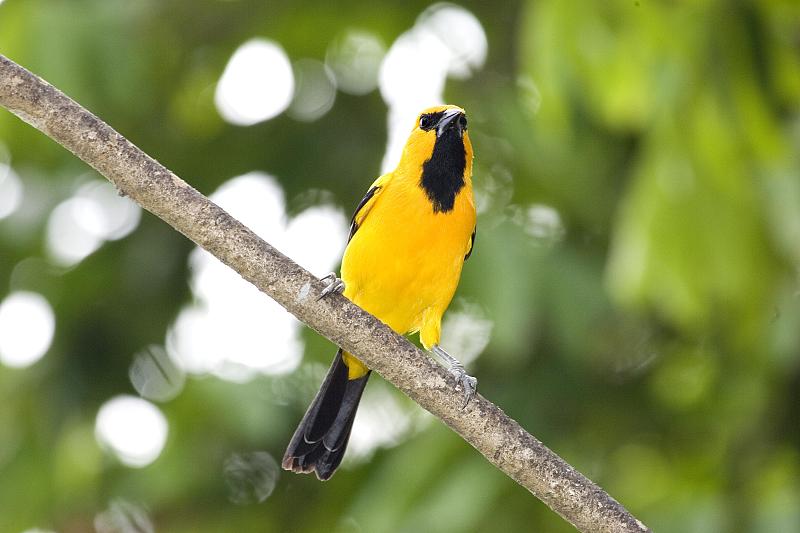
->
[{"left": 341, "top": 170, "right": 475, "bottom": 337}]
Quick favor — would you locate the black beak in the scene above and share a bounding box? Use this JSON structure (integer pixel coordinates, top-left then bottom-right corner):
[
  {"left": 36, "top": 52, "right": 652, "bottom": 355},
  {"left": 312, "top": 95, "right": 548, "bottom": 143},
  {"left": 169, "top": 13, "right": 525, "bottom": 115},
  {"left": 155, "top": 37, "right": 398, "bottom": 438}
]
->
[{"left": 436, "top": 108, "right": 464, "bottom": 137}]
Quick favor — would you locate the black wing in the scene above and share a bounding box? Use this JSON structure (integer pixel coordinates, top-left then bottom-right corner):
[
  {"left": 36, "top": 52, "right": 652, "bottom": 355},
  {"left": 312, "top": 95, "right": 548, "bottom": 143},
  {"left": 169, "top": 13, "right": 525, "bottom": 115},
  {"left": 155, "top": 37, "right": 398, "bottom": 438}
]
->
[
  {"left": 347, "top": 185, "right": 380, "bottom": 243},
  {"left": 465, "top": 227, "right": 476, "bottom": 260}
]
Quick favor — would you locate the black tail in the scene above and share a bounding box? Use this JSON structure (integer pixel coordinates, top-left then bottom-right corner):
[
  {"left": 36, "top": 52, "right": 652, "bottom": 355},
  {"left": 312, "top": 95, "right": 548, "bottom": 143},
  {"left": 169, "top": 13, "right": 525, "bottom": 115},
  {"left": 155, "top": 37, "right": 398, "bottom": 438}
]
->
[{"left": 282, "top": 349, "right": 370, "bottom": 480}]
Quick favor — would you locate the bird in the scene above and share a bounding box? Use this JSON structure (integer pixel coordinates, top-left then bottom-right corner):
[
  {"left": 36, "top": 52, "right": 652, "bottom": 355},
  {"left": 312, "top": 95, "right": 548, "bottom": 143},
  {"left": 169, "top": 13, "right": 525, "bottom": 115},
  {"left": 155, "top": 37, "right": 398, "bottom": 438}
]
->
[{"left": 282, "top": 105, "right": 477, "bottom": 481}]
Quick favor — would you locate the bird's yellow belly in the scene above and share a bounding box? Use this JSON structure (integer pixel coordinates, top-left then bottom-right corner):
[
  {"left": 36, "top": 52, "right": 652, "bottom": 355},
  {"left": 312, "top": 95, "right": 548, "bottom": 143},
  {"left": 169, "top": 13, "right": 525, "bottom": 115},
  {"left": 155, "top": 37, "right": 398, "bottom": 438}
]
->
[
  {"left": 338, "top": 180, "right": 474, "bottom": 378},
  {"left": 341, "top": 194, "right": 472, "bottom": 336}
]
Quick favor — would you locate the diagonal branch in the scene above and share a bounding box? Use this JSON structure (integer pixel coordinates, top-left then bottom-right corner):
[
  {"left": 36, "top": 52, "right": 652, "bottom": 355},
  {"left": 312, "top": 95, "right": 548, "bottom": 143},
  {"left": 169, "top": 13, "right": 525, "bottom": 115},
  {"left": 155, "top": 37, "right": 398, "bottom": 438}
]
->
[{"left": 0, "top": 54, "right": 649, "bottom": 533}]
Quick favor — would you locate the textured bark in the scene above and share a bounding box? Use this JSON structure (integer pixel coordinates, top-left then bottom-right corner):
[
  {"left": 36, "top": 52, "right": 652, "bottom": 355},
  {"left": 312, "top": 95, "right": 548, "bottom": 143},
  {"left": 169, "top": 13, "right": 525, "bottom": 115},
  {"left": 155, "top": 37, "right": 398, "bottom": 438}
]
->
[{"left": 0, "top": 54, "right": 650, "bottom": 533}]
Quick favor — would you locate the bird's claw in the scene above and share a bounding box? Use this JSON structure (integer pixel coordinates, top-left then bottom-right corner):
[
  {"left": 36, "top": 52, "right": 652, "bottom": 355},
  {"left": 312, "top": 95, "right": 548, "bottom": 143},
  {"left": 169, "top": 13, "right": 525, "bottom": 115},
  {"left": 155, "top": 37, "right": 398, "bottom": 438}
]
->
[
  {"left": 317, "top": 272, "right": 345, "bottom": 300},
  {"left": 432, "top": 345, "right": 477, "bottom": 409},
  {"left": 449, "top": 364, "right": 477, "bottom": 409}
]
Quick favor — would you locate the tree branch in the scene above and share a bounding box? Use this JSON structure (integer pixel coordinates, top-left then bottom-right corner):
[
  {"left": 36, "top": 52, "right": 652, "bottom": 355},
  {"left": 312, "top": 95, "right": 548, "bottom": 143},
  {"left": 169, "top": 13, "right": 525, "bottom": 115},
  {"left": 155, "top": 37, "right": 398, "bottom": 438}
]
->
[{"left": 0, "top": 54, "right": 649, "bottom": 533}]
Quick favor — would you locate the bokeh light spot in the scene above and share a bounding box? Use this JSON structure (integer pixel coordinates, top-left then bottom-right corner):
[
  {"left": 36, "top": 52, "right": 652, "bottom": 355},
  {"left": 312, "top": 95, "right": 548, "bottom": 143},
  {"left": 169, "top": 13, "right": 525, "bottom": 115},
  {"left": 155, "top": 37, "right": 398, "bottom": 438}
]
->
[
  {"left": 46, "top": 197, "right": 104, "bottom": 266},
  {"left": 517, "top": 75, "right": 542, "bottom": 116},
  {"left": 440, "top": 300, "right": 493, "bottom": 366},
  {"left": 45, "top": 179, "right": 141, "bottom": 267},
  {"left": 325, "top": 29, "right": 386, "bottom": 95},
  {"left": 523, "top": 204, "right": 565, "bottom": 246},
  {"left": 94, "top": 499, "right": 154, "bottom": 533},
  {"left": 95, "top": 396, "right": 168, "bottom": 468},
  {"left": 0, "top": 163, "right": 23, "bottom": 220},
  {"left": 288, "top": 59, "right": 337, "bottom": 122},
  {"left": 283, "top": 203, "right": 348, "bottom": 274},
  {"left": 416, "top": 3, "right": 488, "bottom": 79},
  {"left": 74, "top": 180, "right": 141, "bottom": 240},
  {"left": 473, "top": 165, "right": 514, "bottom": 215},
  {"left": 346, "top": 381, "right": 421, "bottom": 464},
  {"left": 0, "top": 291, "right": 55, "bottom": 368},
  {"left": 167, "top": 173, "right": 347, "bottom": 382},
  {"left": 378, "top": 4, "right": 486, "bottom": 172},
  {"left": 129, "top": 345, "right": 186, "bottom": 402},
  {"left": 215, "top": 39, "right": 295, "bottom": 126},
  {"left": 223, "top": 451, "right": 280, "bottom": 505}
]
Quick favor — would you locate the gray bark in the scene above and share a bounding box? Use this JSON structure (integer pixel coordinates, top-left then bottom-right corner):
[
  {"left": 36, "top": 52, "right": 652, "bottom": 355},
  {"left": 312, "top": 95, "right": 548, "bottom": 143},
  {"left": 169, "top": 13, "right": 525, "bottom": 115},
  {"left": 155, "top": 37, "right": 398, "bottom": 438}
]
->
[{"left": 0, "top": 53, "right": 650, "bottom": 533}]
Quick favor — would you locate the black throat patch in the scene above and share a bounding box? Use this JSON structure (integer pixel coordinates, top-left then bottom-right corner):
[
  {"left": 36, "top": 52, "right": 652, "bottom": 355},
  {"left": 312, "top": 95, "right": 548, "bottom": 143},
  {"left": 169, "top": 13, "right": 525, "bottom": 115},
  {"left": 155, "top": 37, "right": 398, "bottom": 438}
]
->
[{"left": 420, "top": 130, "right": 466, "bottom": 213}]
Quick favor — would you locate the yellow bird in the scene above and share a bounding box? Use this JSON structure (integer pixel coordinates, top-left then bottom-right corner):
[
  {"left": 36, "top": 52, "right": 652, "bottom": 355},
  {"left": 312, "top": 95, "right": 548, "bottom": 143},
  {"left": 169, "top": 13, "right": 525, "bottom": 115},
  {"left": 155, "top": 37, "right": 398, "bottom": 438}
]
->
[{"left": 282, "top": 105, "right": 477, "bottom": 480}]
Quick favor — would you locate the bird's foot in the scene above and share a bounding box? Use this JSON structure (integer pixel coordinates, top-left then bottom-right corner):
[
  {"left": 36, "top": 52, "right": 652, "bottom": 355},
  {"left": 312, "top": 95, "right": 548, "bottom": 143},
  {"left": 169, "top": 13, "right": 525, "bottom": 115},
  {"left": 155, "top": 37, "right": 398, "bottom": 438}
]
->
[
  {"left": 317, "top": 272, "right": 345, "bottom": 300},
  {"left": 449, "top": 364, "right": 478, "bottom": 409},
  {"left": 432, "top": 345, "right": 477, "bottom": 409}
]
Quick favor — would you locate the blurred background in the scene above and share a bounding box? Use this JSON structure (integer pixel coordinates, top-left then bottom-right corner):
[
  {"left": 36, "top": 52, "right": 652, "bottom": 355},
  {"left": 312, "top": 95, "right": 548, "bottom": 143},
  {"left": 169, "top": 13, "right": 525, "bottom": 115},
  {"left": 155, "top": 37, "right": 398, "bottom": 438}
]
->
[{"left": 1, "top": 0, "right": 799, "bottom": 531}]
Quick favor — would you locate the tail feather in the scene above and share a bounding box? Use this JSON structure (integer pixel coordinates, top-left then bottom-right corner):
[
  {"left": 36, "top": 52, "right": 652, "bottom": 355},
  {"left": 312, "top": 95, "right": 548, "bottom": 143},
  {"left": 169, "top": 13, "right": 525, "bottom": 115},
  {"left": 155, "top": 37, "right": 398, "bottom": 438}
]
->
[{"left": 282, "top": 349, "right": 370, "bottom": 480}]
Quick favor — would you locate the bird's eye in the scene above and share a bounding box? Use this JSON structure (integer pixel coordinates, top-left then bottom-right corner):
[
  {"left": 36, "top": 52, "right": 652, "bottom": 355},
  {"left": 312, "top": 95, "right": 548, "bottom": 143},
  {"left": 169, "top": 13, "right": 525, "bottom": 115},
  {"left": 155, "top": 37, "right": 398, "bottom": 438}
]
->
[
  {"left": 419, "top": 114, "right": 433, "bottom": 130},
  {"left": 458, "top": 115, "right": 468, "bottom": 130}
]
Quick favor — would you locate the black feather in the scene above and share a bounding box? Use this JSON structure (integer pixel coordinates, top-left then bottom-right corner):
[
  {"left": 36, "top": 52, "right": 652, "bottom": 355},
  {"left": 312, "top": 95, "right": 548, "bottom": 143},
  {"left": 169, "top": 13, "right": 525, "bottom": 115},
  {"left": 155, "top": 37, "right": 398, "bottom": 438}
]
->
[
  {"left": 282, "top": 350, "right": 370, "bottom": 480},
  {"left": 347, "top": 185, "right": 380, "bottom": 242},
  {"left": 420, "top": 127, "right": 466, "bottom": 213},
  {"left": 465, "top": 227, "right": 476, "bottom": 260}
]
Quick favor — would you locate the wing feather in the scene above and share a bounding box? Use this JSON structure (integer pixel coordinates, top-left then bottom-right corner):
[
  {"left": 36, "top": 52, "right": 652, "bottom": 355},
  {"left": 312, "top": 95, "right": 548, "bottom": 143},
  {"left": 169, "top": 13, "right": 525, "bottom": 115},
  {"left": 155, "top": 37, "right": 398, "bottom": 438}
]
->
[
  {"left": 464, "top": 227, "right": 476, "bottom": 260},
  {"left": 347, "top": 173, "right": 390, "bottom": 243}
]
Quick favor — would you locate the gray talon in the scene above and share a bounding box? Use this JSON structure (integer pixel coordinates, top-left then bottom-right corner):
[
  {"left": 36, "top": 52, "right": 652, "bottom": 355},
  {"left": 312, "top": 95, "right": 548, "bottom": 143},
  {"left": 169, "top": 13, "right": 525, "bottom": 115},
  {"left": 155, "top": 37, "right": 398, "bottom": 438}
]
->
[
  {"left": 450, "top": 366, "right": 477, "bottom": 409},
  {"left": 318, "top": 272, "right": 345, "bottom": 300},
  {"left": 433, "top": 345, "right": 477, "bottom": 409}
]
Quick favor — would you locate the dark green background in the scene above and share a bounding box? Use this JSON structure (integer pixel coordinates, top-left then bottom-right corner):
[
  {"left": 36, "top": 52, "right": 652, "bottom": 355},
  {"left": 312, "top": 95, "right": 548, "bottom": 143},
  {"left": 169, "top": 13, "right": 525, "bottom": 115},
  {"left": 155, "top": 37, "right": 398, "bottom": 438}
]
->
[{"left": 1, "top": 1, "right": 799, "bottom": 532}]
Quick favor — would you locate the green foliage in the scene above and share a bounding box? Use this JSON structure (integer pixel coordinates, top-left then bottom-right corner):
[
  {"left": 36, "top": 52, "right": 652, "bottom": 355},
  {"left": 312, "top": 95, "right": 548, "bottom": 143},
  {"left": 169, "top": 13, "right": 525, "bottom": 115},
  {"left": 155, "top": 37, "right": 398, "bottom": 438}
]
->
[{"left": 1, "top": 0, "right": 799, "bottom": 531}]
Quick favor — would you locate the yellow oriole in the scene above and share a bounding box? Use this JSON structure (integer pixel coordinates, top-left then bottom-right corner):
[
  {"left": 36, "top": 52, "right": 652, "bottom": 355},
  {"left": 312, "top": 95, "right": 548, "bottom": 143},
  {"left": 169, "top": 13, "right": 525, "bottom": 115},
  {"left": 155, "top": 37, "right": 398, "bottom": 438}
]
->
[{"left": 282, "top": 105, "right": 476, "bottom": 480}]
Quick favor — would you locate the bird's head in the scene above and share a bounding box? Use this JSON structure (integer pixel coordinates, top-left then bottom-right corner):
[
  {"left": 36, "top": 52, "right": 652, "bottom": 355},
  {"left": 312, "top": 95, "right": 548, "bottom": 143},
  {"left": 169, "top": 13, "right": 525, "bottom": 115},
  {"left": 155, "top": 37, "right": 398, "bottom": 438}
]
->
[
  {"left": 416, "top": 104, "right": 470, "bottom": 139},
  {"left": 397, "top": 105, "right": 473, "bottom": 212}
]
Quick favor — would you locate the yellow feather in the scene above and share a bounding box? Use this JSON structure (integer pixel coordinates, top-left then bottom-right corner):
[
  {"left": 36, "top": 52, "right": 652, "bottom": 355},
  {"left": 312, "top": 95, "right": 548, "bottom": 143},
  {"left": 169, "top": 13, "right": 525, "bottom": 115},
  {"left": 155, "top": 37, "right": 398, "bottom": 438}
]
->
[{"left": 340, "top": 105, "right": 476, "bottom": 379}]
